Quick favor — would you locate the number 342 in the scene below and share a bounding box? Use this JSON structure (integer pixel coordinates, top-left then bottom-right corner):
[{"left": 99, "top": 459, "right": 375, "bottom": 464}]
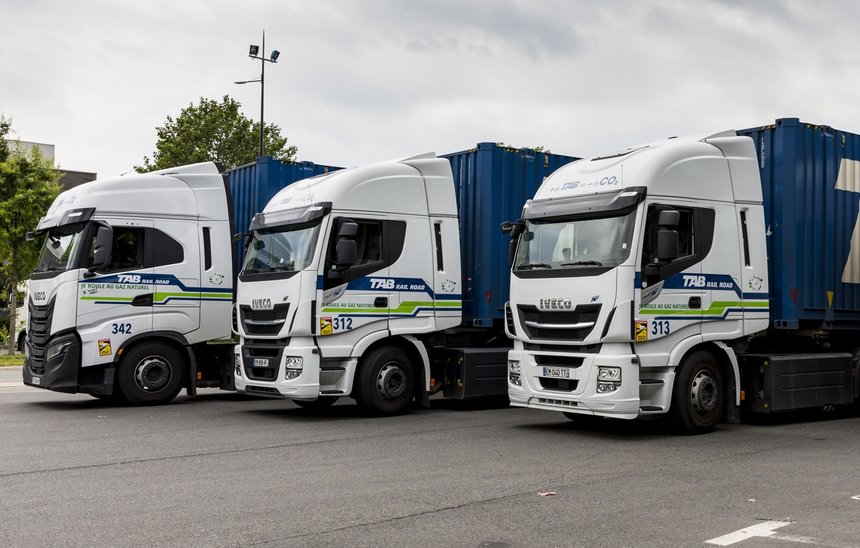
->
[{"left": 111, "top": 323, "right": 132, "bottom": 334}]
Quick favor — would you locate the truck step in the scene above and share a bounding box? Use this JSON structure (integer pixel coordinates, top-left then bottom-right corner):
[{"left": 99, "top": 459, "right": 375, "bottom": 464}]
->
[
  {"left": 639, "top": 379, "right": 664, "bottom": 385},
  {"left": 639, "top": 406, "right": 663, "bottom": 412}
]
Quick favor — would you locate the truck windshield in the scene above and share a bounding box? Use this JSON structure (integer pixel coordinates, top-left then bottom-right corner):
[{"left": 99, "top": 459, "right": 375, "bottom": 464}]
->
[
  {"left": 514, "top": 210, "right": 636, "bottom": 271},
  {"left": 241, "top": 221, "right": 321, "bottom": 274},
  {"left": 34, "top": 224, "right": 87, "bottom": 273}
]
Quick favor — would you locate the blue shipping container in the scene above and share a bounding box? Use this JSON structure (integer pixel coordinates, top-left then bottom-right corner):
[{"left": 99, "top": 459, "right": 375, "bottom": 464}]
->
[
  {"left": 226, "top": 156, "right": 343, "bottom": 265},
  {"left": 738, "top": 118, "right": 860, "bottom": 329},
  {"left": 442, "top": 143, "right": 579, "bottom": 327}
]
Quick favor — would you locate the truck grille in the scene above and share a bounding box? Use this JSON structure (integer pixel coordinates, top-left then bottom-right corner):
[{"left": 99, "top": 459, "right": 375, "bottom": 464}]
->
[
  {"left": 239, "top": 303, "right": 290, "bottom": 336},
  {"left": 517, "top": 304, "right": 601, "bottom": 341},
  {"left": 241, "top": 340, "right": 287, "bottom": 381},
  {"left": 505, "top": 303, "right": 516, "bottom": 335},
  {"left": 27, "top": 297, "right": 55, "bottom": 374}
]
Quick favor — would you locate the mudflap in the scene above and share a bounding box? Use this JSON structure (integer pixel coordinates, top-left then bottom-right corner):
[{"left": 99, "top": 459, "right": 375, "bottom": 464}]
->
[{"left": 188, "top": 343, "right": 236, "bottom": 396}]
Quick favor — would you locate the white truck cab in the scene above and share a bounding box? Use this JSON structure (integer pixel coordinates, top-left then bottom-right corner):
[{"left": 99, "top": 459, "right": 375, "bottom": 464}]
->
[
  {"left": 234, "top": 154, "right": 487, "bottom": 413},
  {"left": 506, "top": 132, "right": 769, "bottom": 432},
  {"left": 23, "top": 162, "right": 236, "bottom": 404}
]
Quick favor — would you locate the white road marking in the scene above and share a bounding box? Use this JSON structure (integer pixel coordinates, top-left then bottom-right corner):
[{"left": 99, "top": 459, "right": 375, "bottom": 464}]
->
[
  {"left": 705, "top": 520, "right": 792, "bottom": 546},
  {"left": 0, "top": 382, "right": 24, "bottom": 388}
]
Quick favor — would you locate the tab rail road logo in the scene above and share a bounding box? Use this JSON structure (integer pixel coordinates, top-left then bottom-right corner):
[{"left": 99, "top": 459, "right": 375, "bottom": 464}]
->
[
  {"left": 251, "top": 298, "right": 272, "bottom": 310},
  {"left": 538, "top": 298, "right": 572, "bottom": 310}
]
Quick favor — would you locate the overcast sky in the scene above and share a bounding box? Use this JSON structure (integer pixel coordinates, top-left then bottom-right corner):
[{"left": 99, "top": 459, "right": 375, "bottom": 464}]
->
[{"left": 3, "top": 0, "right": 860, "bottom": 177}]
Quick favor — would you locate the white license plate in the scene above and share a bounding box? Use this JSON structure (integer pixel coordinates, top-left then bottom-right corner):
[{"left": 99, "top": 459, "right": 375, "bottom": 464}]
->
[
  {"left": 542, "top": 367, "right": 569, "bottom": 379},
  {"left": 253, "top": 358, "right": 270, "bottom": 367},
  {"left": 31, "top": 376, "right": 41, "bottom": 386}
]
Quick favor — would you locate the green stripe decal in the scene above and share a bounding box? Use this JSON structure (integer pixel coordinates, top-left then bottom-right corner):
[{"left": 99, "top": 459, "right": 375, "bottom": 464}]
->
[
  {"left": 323, "top": 300, "right": 462, "bottom": 314},
  {"left": 639, "top": 300, "right": 769, "bottom": 316}
]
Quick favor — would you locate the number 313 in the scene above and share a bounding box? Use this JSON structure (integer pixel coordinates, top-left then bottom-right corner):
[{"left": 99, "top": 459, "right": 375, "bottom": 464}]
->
[{"left": 651, "top": 320, "right": 670, "bottom": 336}]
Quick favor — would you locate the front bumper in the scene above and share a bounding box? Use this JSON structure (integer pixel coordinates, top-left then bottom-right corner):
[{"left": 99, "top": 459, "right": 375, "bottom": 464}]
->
[
  {"left": 507, "top": 348, "right": 640, "bottom": 419},
  {"left": 234, "top": 342, "right": 322, "bottom": 400},
  {"left": 22, "top": 332, "right": 118, "bottom": 394}
]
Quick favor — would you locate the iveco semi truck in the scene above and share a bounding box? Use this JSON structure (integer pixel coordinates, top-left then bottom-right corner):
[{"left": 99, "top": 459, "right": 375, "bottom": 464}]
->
[
  {"left": 22, "top": 163, "right": 237, "bottom": 404},
  {"left": 505, "top": 118, "right": 860, "bottom": 433},
  {"left": 233, "top": 145, "right": 576, "bottom": 414},
  {"left": 22, "top": 158, "right": 340, "bottom": 405}
]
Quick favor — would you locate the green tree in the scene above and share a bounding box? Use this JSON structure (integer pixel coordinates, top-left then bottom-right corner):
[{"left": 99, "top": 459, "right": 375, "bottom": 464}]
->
[
  {"left": 0, "top": 116, "right": 62, "bottom": 352},
  {"left": 136, "top": 95, "right": 297, "bottom": 172}
]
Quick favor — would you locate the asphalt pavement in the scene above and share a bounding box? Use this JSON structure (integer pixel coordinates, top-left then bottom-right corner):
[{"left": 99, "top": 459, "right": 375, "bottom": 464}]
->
[{"left": 1, "top": 367, "right": 859, "bottom": 547}]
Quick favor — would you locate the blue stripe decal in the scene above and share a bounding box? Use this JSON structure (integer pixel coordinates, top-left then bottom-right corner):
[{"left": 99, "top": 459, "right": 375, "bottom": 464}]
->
[
  {"left": 635, "top": 272, "right": 769, "bottom": 300},
  {"left": 82, "top": 273, "right": 232, "bottom": 293},
  {"left": 317, "top": 275, "right": 461, "bottom": 300}
]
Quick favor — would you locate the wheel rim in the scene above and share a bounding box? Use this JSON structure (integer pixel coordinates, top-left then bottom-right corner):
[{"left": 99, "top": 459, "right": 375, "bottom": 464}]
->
[
  {"left": 134, "top": 355, "right": 172, "bottom": 392},
  {"left": 376, "top": 361, "right": 406, "bottom": 401},
  {"left": 690, "top": 369, "right": 718, "bottom": 414}
]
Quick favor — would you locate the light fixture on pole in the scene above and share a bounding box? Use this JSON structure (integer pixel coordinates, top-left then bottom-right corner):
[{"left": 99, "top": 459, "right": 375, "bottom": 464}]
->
[{"left": 235, "top": 31, "right": 280, "bottom": 157}]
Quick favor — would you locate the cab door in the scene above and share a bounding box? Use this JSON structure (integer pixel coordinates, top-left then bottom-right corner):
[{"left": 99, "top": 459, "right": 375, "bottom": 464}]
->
[
  {"left": 77, "top": 220, "right": 154, "bottom": 365},
  {"left": 635, "top": 203, "right": 712, "bottom": 356},
  {"left": 318, "top": 216, "right": 390, "bottom": 354}
]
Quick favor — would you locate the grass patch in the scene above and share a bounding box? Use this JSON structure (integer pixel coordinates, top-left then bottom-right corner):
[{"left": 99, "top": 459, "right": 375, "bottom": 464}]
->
[{"left": 0, "top": 354, "right": 24, "bottom": 367}]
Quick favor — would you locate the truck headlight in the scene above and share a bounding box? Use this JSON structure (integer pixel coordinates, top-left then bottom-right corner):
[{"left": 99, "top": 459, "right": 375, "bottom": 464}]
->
[
  {"left": 285, "top": 356, "right": 303, "bottom": 380},
  {"left": 46, "top": 341, "right": 72, "bottom": 362},
  {"left": 508, "top": 360, "right": 521, "bottom": 386},
  {"left": 597, "top": 366, "right": 621, "bottom": 393},
  {"left": 234, "top": 353, "right": 242, "bottom": 377}
]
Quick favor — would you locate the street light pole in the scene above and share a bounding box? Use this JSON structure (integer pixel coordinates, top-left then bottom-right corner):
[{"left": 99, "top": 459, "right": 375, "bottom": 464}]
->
[
  {"left": 236, "top": 31, "right": 280, "bottom": 158},
  {"left": 259, "top": 32, "right": 265, "bottom": 157}
]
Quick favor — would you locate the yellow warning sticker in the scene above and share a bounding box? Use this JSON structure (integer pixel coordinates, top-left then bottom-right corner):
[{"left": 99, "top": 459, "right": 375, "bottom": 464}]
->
[
  {"left": 319, "top": 317, "right": 333, "bottom": 336},
  {"left": 635, "top": 321, "right": 648, "bottom": 342},
  {"left": 98, "top": 339, "right": 112, "bottom": 356}
]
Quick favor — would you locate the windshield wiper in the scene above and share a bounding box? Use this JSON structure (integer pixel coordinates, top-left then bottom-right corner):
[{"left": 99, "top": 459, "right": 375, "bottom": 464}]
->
[
  {"left": 519, "top": 263, "right": 552, "bottom": 270},
  {"left": 561, "top": 260, "right": 604, "bottom": 267}
]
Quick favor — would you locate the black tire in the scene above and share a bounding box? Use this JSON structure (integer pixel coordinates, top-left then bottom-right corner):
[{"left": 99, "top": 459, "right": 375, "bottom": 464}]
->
[
  {"left": 294, "top": 396, "right": 339, "bottom": 409},
  {"left": 354, "top": 346, "right": 415, "bottom": 415},
  {"left": 671, "top": 351, "right": 724, "bottom": 434},
  {"left": 116, "top": 342, "right": 184, "bottom": 405},
  {"left": 16, "top": 331, "right": 26, "bottom": 353}
]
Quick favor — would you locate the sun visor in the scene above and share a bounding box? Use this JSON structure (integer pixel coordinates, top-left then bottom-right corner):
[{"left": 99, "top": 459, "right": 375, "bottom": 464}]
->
[
  {"left": 523, "top": 187, "right": 646, "bottom": 221},
  {"left": 250, "top": 202, "right": 332, "bottom": 231}
]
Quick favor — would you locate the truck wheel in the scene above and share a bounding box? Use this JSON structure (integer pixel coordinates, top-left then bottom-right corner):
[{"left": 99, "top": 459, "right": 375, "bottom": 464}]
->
[
  {"left": 294, "top": 396, "right": 339, "bottom": 409},
  {"left": 116, "top": 342, "right": 184, "bottom": 405},
  {"left": 671, "top": 351, "right": 724, "bottom": 434},
  {"left": 355, "top": 346, "right": 415, "bottom": 415}
]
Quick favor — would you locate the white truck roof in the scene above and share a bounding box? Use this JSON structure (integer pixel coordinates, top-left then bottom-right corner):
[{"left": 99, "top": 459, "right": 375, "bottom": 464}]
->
[
  {"left": 38, "top": 162, "right": 228, "bottom": 230},
  {"left": 533, "top": 130, "right": 759, "bottom": 204}
]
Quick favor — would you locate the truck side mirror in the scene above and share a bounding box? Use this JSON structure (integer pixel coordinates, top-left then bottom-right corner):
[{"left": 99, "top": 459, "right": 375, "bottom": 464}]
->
[
  {"left": 89, "top": 223, "right": 113, "bottom": 272},
  {"left": 335, "top": 239, "right": 357, "bottom": 269},
  {"left": 503, "top": 220, "right": 524, "bottom": 267},
  {"left": 657, "top": 230, "right": 679, "bottom": 262},
  {"left": 656, "top": 208, "right": 680, "bottom": 262},
  {"left": 334, "top": 220, "right": 358, "bottom": 269}
]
